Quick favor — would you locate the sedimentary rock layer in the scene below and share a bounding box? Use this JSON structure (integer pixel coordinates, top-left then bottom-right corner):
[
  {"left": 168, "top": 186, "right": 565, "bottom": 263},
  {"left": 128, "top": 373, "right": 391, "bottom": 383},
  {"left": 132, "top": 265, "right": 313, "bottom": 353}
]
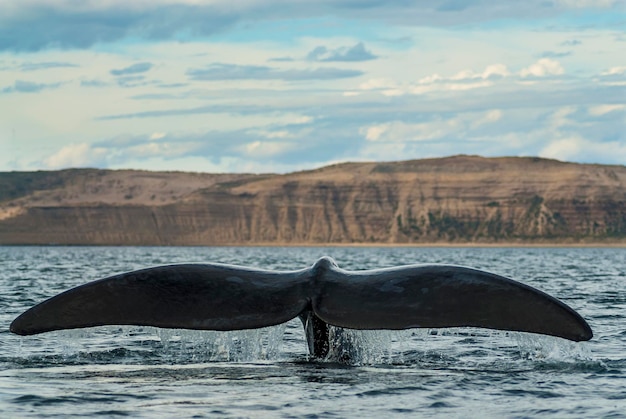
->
[{"left": 1, "top": 156, "right": 625, "bottom": 245}]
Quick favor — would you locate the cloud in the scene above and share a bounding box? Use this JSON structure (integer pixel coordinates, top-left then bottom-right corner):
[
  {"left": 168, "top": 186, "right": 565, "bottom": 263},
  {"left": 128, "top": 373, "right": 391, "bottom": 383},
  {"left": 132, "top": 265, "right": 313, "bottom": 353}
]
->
[
  {"left": 601, "top": 66, "right": 626, "bottom": 76},
  {"left": 100, "top": 69, "right": 625, "bottom": 128},
  {"left": 43, "top": 142, "right": 109, "bottom": 169},
  {"left": 80, "top": 79, "right": 109, "bottom": 87},
  {"left": 115, "top": 75, "right": 149, "bottom": 88},
  {"left": 97, "top": 99, "right": 317, "bottom": 120},
  {"left": 157, "top": 82, "right": 188, "bottom": 88},
  {"left": 361, "top": 109, "right": 505, "bottom": 143},
  {"left": 268, "top": 56, "right": 295, "bottom": 62},
  {"left": 561, "top": 39, "right": 582, "bottom": 46},
  {"left": 588, "top": 104, "right": 626, "bottom": 116},
  {"left": 471, "top": 109, "right": 502, "bottom": 128},
  {"left": 553, "top": 0, "right": 619, "bottom": 9},
  {"left": 355, "top": 63, "right": 511, "bottom": 97},
  {"left": 449, "top": 64, "right": 510, "bottom": 81},
  {"left": 98, "top": 104, "right": 254, "bottom": 120},
  {"left": 110, "top": 62, "right": 153, "bottom": 76},
  {"left": 150, "top": 132, "right": 167, "bottom": 140},
  {"left": 238, "top": 140, "right": 297, "bottom": 157},
  {"left": 18, "top": 61, "right": 79, "bottom": 71},
  {"left": 598, "top": 66, "right": 626, "bottom": 85},
  {"left": 47, "top": 118, "right": 357, "bottom": 171},
  {"left": 90, "top": 130, "right": 299, "bottom": 166},
  {"left": 35, "top": 71, "right": 626, "bottom": 171},
  {"left": 1, "top": 1, "right": 622, "bottom": 51},
  {"left": 187, "top": 63, "right": 363, "bottom": 81},
  {"left": 352, "top": 98, "right": 624, "bottom": 165},
  {"left": 306, "top": 42, "right": 377, "bottom": 62},
  {"left": 42, "top": 137, "right": 201, "bottom": 169},
  {"left": 0, "top": 2, "right": 238, "bottom": 51},
  {"left": 539, "top": 137, "right": 626, "bottom": 164},
  {"left": 520, "top": 58, "right": 564, "bottom": 77},
  {"left": 1, "top": 2, "right": 623, "bottom": 175},
  {"left": 539, "top": 51, "right": 572, "bottom": 58},
  {"left": 1, "top": 80, "right": 63, "bottom": 93}
]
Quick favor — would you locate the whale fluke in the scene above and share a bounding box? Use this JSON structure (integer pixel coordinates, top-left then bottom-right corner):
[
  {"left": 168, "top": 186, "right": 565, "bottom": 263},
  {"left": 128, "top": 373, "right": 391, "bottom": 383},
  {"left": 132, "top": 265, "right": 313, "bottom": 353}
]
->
[
  {"left": 10, "top": 257, "right": 592, "bottom": 357},
  {"left": 314, "top": 263, "right": 592, "bottom": 342},
  {"left": 10, "top": 264, "right": 311, "bottom": 335}
]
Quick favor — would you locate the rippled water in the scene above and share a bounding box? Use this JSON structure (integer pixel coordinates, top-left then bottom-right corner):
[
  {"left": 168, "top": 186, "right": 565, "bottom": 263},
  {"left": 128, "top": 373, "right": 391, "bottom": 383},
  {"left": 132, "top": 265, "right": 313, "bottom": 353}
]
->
[{"left": 1, "top": 246, "right": 625, "bottom": 417}]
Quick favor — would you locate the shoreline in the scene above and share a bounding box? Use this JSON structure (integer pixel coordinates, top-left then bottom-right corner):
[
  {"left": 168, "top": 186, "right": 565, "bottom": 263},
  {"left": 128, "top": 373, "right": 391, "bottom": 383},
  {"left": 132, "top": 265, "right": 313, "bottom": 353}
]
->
[{"left": 2, "top": 241, "right": 625, "bottom": 248}]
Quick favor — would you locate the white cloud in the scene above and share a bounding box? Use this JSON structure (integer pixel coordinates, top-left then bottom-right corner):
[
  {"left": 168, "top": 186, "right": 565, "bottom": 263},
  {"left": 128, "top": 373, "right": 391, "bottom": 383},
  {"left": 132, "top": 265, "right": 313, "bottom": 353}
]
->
[
  {"left": 361, "top": 109, "right": 507, "bottom": 147},
  {"left": 599, "top": 66, "right": 626, "bottom": 85},
  {"left": 482, "top": 64, "right": 511, "bottom": 79},
  {"left": 471, "top": 109, "right": 503, "bottom": 128},
  {"left": 256, "top": 130, "right": 291, "bottom": 139},
  {"left": 149, "top": 132, "right": 167, "bottom": 140},
  {"left": 432, "top": 80, "right": 493, "bottom": 92},
  {"left": 540, "top": 137, "right": 626, "bottom": 164},
  {"left": 1, "top": 2, "right": 624, "bottom": 173},
  {"left": 450, "top": 64, "right": 510, "bottom": 81},
  {"left": 588, "top": 104, "right": 625, "bottom": 116},
  {"left": 363, "top": 118, "right": 454, "bottom": 143},
  {"left": 128, "top": 142, "right": 178, "bottom": 157},
  {"left": 359, "top": 78, "right": 397, "bottom": 90},
  {"left": 363, "top": 124, "right": 388, "bottom": 141},
  {"left": 356, "top": 63, "right": 507, "bottom": 97},
  {"left": 520, "top": 58, "right": 564, "bottom": 77},
  {"left": 539, "top": 137, "right": 583, "bottom": 161},
  {"left": 602, "top": 66, "right": 626, "bottom": 76},
  {"left": 239, "top": 140, "right": 295, "bottom": 157},
  {"left": 418, "top": 73, "right": 444, "bottom": 84},
  {"left": 44, "top": 143, "right": 108, "bottom": 169},
  {"left": 550, "top": 106, "right": 577, "bottom": 129},
  {"left": 356, "top": 63, "right": 516, "bottom": 97}
]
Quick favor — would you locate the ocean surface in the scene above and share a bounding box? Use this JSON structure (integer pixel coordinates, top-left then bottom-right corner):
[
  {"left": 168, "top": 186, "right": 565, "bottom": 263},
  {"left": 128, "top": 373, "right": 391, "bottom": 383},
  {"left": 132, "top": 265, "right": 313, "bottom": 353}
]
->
[{"left": 1, "top": 246, "right": 625, "bottom": 418}]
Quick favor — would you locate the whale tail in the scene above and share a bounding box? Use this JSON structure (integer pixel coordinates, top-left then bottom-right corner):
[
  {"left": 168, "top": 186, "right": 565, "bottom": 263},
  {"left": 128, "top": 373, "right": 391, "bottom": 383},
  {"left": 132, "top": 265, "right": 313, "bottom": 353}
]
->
[{"left": 10, "top": 257, "right": 592, "bottom": 357}]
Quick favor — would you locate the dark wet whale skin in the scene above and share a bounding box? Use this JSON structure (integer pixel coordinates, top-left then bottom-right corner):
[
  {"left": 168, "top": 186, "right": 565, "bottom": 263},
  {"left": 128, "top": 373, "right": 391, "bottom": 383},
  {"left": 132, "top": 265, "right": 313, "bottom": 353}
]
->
[{"left": 10, "top": 256, "right": 592, "bottom": 357}]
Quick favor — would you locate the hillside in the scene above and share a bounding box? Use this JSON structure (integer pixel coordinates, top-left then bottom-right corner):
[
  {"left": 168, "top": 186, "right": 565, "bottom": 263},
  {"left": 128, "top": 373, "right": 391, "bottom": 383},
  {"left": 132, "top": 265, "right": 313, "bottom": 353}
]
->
[{"left": 1, "top": 155, "right": 625, "bottom": 245}]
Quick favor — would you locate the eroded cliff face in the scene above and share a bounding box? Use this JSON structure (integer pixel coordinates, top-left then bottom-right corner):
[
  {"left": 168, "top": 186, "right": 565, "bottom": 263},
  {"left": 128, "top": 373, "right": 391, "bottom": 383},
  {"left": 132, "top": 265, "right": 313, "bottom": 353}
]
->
[{"left": 1, "top": 156, "right": 625, "bottom": 245}]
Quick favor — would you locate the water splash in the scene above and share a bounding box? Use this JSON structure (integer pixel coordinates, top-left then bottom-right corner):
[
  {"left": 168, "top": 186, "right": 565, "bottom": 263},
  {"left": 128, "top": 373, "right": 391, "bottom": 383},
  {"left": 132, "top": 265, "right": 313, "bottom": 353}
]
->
[
  {"left": 317, "top": 326, "right": 597, "bottom": 369},
  {"left": 324, "top": 327, "right": 414, "bottom": 365},
  {"left": 156, "top": 325, "right": 287, "bottom": 362},
  {"left": 9, "top": 325, "right": 288, "bottom": 365},
  {"left": 10, "top": 323, "right": 595, "bottom": 370},
  {"left": 511, "top": 332, "right": 592, "bottom": 362}
]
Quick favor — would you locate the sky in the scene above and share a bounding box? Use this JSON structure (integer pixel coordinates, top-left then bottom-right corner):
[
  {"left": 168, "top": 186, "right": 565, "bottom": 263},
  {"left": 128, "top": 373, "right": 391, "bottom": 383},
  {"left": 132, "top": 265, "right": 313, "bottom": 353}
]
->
[{"left": 0, "top": 0, "right": 625, "bottom": 174}]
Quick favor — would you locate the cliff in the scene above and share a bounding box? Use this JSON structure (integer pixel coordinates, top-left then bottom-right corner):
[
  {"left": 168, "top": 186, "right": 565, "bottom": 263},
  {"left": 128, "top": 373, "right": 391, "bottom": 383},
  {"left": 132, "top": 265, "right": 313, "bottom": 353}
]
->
[{"left": 1, "top": 155, "right": 625, "bottom": 245}]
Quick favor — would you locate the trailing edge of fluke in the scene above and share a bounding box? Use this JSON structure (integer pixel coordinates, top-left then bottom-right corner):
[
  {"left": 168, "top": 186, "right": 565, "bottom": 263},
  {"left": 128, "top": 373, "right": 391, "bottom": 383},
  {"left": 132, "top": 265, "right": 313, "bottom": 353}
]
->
[{"left": 10, "top": 257, "right": 593, "bottom": 358}]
